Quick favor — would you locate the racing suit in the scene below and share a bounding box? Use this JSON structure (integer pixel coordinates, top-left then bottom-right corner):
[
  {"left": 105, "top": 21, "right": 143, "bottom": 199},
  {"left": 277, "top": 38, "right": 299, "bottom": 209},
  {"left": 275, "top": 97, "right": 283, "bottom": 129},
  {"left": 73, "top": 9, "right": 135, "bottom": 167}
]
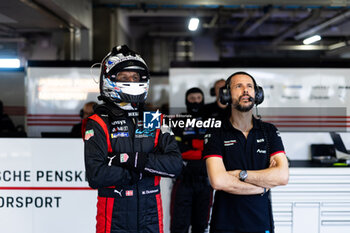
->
[
  {"left": 84, "top": 104, "right": 183, "bottom": 233},
  {"left": 170, "top": 116, "right": 213, "bottom": 233}
]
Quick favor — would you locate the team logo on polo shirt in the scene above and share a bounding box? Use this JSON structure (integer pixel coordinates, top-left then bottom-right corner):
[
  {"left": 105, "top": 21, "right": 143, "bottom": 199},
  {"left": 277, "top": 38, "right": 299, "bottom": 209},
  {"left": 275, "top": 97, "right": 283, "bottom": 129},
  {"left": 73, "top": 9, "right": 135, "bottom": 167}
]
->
[
  {"left": 257, "top": 138, "right": 265, "bottom": 143},
  {"left": 224, "top": 140, "right": 237, "bottom": 146},
  {"left": 204, "top": 134, "right": 211, "bottom": 144},
  {"left": 257, "top": 149, "right": 267, "bottom": 154}
]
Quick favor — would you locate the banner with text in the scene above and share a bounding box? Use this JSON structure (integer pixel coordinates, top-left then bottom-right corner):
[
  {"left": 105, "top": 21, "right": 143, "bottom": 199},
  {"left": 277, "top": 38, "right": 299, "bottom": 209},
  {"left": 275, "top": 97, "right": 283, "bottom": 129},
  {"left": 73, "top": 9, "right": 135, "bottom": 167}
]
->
[{"left": 0, "top": 139, "right": 96, "bottom": 233}]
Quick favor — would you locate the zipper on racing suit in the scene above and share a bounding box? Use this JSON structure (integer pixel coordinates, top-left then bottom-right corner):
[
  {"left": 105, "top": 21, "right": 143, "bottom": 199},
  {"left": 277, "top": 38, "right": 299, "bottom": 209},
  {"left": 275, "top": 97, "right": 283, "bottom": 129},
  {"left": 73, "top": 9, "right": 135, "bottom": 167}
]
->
[{"left": 131, "top": 117, "right": 140, "bottom": 233}]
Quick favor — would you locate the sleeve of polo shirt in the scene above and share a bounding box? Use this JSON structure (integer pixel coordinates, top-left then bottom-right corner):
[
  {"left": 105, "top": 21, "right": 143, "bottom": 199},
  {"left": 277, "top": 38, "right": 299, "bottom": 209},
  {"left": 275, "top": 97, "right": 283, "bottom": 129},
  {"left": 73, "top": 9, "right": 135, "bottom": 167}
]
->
[
  {"left": 266, "top": 123, "right": 285, "bottom": 157},
  {"left": 202, "top": 128, "right": 223, "bottom": 159}
]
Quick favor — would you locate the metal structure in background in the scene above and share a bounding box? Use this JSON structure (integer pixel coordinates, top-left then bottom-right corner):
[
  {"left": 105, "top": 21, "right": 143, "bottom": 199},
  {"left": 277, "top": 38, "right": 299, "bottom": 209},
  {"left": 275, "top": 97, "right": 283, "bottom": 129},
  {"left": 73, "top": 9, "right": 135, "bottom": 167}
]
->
[
  {"left": 95, "top": 0, "right": 350, "bottom": 57},
  {"left": 117, "top": 3, "right": 350, "bottom": 56},
  {"left": 0, "top": 0, "right": 92, "bottom": 61}
]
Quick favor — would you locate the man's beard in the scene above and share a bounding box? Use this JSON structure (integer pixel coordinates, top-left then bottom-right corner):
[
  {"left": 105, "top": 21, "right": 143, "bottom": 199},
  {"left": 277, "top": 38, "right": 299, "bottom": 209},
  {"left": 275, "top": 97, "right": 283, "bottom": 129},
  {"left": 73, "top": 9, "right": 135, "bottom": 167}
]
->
[{"left": 233, "top": 95, "right": 254, "bottom": 112}]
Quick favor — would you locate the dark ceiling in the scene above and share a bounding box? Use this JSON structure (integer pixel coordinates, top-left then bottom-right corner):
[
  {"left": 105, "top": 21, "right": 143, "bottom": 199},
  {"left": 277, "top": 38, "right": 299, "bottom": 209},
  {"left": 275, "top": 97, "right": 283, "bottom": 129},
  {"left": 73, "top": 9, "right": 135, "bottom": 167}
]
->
[{"left": 115, "top": 2, "right": 350, "bottom": 58}]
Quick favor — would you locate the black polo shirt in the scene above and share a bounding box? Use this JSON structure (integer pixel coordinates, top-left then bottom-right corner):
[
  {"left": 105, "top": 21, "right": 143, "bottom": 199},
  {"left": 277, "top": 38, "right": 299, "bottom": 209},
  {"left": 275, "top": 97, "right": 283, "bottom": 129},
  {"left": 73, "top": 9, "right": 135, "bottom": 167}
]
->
[{"left": 203, "top": 117, "right": 285, "bottom": 232}]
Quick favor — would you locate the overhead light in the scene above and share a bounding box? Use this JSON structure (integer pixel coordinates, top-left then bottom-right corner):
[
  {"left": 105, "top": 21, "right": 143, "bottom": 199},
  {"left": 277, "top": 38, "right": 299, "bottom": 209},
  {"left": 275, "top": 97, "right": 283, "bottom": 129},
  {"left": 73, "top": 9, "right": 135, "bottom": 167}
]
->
[
  {"left": 188, "top": 17, "right": 199, "bottom": 31},
  {"left": 0, "top": 58, "right": 20, "bottom": 68},
  {"left": 303, "top": 35, "right": 321, "bottom": 45}
]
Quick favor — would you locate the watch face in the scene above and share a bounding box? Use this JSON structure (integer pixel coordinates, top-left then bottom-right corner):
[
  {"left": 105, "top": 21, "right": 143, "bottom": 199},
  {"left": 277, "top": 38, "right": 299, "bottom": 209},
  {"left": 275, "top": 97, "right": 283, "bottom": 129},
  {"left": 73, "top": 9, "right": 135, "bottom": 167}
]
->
[{"left": 239, "top": 170, "right": 247, "bottom": 181}]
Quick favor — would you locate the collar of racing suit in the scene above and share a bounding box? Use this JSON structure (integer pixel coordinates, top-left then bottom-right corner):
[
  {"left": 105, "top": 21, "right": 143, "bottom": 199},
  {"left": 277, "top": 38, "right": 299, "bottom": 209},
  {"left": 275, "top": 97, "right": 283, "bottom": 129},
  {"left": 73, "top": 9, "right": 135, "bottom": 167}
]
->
[{"left": 94, "top": 102, "right": 143, "bottom": 119}]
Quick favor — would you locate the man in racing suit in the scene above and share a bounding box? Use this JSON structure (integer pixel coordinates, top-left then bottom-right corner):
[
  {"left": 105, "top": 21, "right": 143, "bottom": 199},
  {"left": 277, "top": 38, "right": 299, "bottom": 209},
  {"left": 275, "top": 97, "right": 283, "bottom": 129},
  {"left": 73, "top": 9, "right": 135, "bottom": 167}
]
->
[
  {"left": 170, "top": 88, "right": 213, "bottom": 233},
  {"left": 84, "top": 45, "right": 183, "bottom": 233}
]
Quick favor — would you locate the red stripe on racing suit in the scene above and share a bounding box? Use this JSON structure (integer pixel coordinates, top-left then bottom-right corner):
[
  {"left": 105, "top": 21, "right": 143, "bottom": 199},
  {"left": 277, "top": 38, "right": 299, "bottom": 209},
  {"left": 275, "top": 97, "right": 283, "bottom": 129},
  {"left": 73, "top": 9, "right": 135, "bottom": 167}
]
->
[
  {"left": 88, "top": 114, "right": 113, "bottom": 153},
  {"left": 96, "top": 196, "right": 115, "bottom": 233}
]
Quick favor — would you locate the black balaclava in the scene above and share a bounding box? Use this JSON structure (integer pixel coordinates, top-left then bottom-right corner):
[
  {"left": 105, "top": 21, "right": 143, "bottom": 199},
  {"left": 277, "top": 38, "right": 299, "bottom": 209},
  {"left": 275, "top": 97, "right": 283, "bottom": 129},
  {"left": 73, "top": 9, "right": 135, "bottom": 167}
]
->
[{"left": 185, "top": 87, "right": 204, "bottom": 116}]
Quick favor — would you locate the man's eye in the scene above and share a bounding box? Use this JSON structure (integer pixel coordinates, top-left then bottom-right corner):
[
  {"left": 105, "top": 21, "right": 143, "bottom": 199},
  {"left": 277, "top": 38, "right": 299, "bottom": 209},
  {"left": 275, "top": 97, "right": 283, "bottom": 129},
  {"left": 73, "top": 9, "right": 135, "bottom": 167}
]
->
[
  {"left": 133, "top": 75, "right": 140, "bottom": 81},
  {"left": 117, "top": 76, "right": 127, "bottom": 81}
]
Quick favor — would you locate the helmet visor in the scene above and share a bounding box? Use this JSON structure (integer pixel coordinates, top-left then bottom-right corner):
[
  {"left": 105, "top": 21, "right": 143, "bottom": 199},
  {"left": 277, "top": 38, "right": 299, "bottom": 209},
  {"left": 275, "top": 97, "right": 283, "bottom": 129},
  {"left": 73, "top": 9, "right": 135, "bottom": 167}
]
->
[{"left": 108, "top": 70, "right": 148, "bottom": 83}]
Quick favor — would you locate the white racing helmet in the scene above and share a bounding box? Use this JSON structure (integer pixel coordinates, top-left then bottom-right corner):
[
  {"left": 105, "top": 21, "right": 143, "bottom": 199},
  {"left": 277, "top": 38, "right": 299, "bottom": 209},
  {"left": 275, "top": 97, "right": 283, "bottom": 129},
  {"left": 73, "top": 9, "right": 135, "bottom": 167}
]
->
[{"left": 99, "top": 45, "right": 150, "bottom": 105}]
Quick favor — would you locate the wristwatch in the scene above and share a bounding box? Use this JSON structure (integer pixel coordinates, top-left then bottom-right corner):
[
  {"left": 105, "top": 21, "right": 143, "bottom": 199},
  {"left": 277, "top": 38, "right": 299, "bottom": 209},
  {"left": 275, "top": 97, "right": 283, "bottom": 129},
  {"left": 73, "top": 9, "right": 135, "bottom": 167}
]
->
[{"left": 239, "top": 170, "right": 248, "bottom": 181}]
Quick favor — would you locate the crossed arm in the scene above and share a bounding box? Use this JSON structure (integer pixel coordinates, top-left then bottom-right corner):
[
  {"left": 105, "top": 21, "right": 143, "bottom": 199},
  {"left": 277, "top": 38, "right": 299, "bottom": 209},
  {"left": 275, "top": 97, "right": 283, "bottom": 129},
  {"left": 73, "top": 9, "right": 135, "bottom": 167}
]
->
[{"left": 206, "top": 152, "right": 289, "bottom": 195}]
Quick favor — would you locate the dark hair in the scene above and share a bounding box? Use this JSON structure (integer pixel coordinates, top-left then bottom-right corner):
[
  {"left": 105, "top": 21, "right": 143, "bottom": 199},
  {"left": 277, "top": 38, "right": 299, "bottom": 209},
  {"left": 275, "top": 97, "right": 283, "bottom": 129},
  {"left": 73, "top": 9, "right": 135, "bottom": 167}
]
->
[
  {"left": 220, "top": 71, "right": 264, "bottom": 106},
  {"left": 226, "top": 71, "right": 257, "bottom": 91}
]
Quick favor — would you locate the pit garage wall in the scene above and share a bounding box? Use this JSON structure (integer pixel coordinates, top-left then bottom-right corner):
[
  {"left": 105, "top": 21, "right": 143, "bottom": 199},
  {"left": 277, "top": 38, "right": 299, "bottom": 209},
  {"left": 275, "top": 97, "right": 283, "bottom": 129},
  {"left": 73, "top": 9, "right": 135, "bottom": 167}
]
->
[
  {"left": 169, "top": 67, "right": 350, "bottom": 123},
  {"left": 26, "top": 65, "right": 168, "bottom": 137},
  {"left": 169, "top": 67, "right": 350, "bottom": 160},
  {"left": 0, "top": 69, "right": 25, "bottom": 128},
  {"left": 26, "top": 66, "right": 101, "bottom": 137},
  {"left": 22, "top": 63, "right": 350, "bottom": 136}
]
